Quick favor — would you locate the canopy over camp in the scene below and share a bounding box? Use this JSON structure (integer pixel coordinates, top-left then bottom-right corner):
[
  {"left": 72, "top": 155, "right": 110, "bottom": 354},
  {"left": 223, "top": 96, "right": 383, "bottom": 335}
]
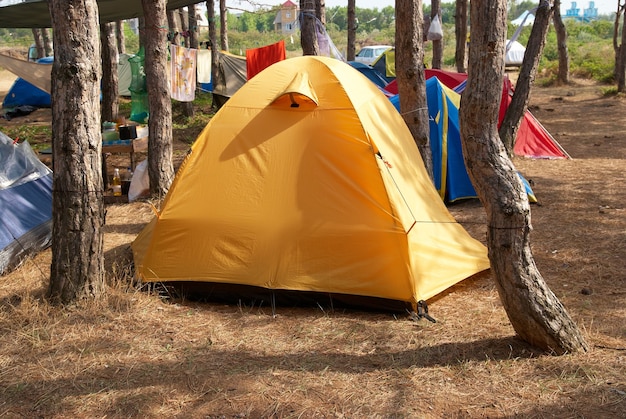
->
[
  {"left": 132, "top": 56, "right": 490, "bottom": 308},
  {"left": 0, "top": 0, "right": 200, "bottom": 28},
  {"left": 0, "top": 131, "right": 52, "bottom": 274}
]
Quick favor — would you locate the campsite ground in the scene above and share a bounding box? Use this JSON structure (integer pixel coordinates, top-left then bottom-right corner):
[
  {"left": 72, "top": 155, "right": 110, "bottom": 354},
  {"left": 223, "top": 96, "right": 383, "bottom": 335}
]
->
[{"left": 0, "top": 67, "right": 625, "bottom": 418}]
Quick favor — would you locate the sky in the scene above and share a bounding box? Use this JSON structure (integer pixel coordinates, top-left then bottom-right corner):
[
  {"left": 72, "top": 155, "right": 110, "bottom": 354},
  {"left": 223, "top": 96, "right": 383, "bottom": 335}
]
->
[{"left": 226, "top": 0, "right": 619, "bottom": 16}]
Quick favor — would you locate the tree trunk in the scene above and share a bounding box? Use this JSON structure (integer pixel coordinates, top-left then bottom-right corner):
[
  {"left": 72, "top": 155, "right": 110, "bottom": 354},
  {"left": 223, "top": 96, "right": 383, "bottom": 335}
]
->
[
  {"left": 499, "top": 0, "right": 553, "bottom": 155},
  {"left": 179, "top": 8, "right": 189, "bottom": 47},
  {"left": 315, "top": 0, "right": 326, "bottom": 24},
  {"left": 553, "top": 0, "right": 569, "bottom": 84},
  {"left": 395, "top": 0, "right": 433, "bottom": 180},
  {"left": 101, "top": 21, "right": 119, "bottom": 123},
  {"left": 31, "top": 28, "right": 45, "bottom": 60},
  {"left": 207, "top": 0, "right": 220, "bottom": 110},
  {"left": 300, "top": 0, "right": 319, "bottom": 55},
  {"left": 42, "top": 28, "right": 53, "bottom": 57},
  {"left": 167, "top": 10, "right": 180, "bottom": 46},
  {"left": 454, "top": 0, "right": 468, "bottom": 73},
  {"left": 47, "top": 0, "right": 105, "bottom": 304},
  {"left": 116, "top": 21, "right": 125, "bottom": 54},
  {"left": 460, "top": 0, "right": 588, "bottom": 355},
  {"left": 347, "top": 0, "right": 356, "bottom": 61},
  {"left": 220, "top": 0, "right": 228, "bottom": 51},
  {"left": 188, "top": 4, "right": 199, "bottom": 48},
  {"left": 613, "top": 2, "right": 623, "bottom": 82},
  {"left": 430, "top": 0, "right": 443, "bottom": 69},
  {"left": 141, "top": 0, "right": 174, "bottom": 199},
  {"left": 617, "top": 4, "right": 626, "bottom": 92}
]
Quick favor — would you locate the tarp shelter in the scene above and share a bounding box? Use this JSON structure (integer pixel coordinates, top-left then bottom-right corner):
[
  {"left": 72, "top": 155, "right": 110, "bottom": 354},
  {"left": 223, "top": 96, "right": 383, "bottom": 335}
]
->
[
  {"left": 0, "top": 0, "right": 202, "bottom": 28},
  {"left": 389, "top": 77, "right": 536, "bottom": 203},
  {"left": 210, "top": 50, "right": 247, "bottom": 108},
  {"left": 0, "top": 131, "right": 52, "bottom": 275},
  {"left": 132, "top": 56, "right": 490, "bottom": 307},
  {"left": 2, "top": 57, "right": 52, "bottom": 108}
]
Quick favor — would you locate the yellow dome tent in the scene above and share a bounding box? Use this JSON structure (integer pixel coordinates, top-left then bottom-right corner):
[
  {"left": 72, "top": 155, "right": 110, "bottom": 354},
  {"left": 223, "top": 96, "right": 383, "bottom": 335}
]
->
[{"left": 132, "top": 56, "right": 489, "bottom": 308}]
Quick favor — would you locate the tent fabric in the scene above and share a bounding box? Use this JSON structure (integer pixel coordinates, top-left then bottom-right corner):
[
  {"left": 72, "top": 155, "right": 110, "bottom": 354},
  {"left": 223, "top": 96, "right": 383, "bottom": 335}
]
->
[
  {"left": 0, "top": 53, "right": 51, "bottom": 93},
  {"left": 0, "top": 0, "right": 201, "bottom": 28},
  {"left": 505, "top": 40, "right": 526, "bottom": 66},
  {"left": 118, "top": 53, "right": 134, "bottom": 96},
  {"left": 212, "top": 50, "right": 247, "bottom": 98},
  {"left": 132, "top": 56, "right": 490, "bottom": 306},
  {"left": 0, "top": 131, "right": 52, "bottom": 275},
  {"left": 245, "top": 40, "right": 286, "bottom": 80},
  {"left": 347, "top": 61, "right": 389, "bottom": 89},
  {"left": 371, "top": 48, "right": 396, "bottom": 83},
  {"left": 389, "top": 78, "right": 537, "bottom": 203}
]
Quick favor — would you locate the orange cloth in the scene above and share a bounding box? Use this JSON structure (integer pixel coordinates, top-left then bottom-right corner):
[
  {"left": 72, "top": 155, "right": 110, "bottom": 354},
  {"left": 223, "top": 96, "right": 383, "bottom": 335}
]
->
[{"left": 245, "top": 40, "right": 286, "bottom": 80}]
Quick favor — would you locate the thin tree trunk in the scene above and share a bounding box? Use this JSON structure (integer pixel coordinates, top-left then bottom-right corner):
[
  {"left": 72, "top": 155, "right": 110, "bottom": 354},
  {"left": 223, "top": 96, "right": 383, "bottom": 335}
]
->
[
  {"left": 395, "top": 0, "right": 433, "bottom": 180},
  {"left": 499, "top": 0, "right": 553, "bottom": 155},
  {"left": 613, "top": 2, "right": 623, "bottom": 82},
  {"left": 207, "top": 0, "right": 220, "bottom": 110},
  {"left": 188, "top": 4, "right": 199, "bottom": 48},
  {"left": 553, "top": 0, "right": 569, "bottom": 84},
  {"left": 617, "top": 3, "right": 626, "bottom": 92},
  {"left": 220, "top": 0, "right": 228, "bottom": 51},
  {"left": 31, "top": 28, "right": 44, "bottom": 60},
  {"left": 116, "top": 20, "right": 125, "bottom": 54},
  {"left": 167, "top": 10, "right": 180, "bottom": 46},
  {"left": 347, "top": 0, "right": 356, "bottom": 61},
  {"left": 141, "top": 0, "right": 174, "bottom": 199},
  {"left": 460, "top": 0, "right": 588, "bottom": 355},
  {"left": 454, "top": 0, "right": 468, "bottom": 73},
  {"left": 179, "top": 8, "right": 189, "bottom": 47},
  {"left": 431, "top": 0, "right": 443, "bottom": 69},
  {"left": 300, "top": 0, "right": 319, "bottom": 55},
  {"left": 101, "top": 21, "right": 119, "bottom": 123},
  {"left": 42, "top": 28, "right": 53, "bottom": 57},
  {"left": 315, "top": 0, "right": 326, "bottom": 24},
  {"left": 47, "top": 0, "right": 105, "bottom": 304}
]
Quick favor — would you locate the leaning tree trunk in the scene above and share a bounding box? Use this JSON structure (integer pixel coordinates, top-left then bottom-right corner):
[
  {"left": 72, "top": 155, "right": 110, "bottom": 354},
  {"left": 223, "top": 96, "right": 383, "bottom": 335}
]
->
[
  {"left": 499, "top": 0, "right": 553, "bottom": 156},
  {"left": 395, "top": 0, "right": 433, "bottom": 180},
  {"left": 47, "top": 0, "right": 105, "bottom": 304},
  {"left": 101, "top": 21, "right": 119, "bottom": 123},
  {"left": 553, "top": 0, "right": 569, "bottom": 84},
  {"left": 347, "top": 0, "right": 356, "bottom": 61},
  {"left": 141, "top": 0, "right": 175, "bottom": 199},
  {"left": 430, "top": 0, "right": 443, "bottom": 69},
  {"left": 300, "top": 0, "right": 319, "bottom": 55},
  {"left": 454, "top": 0, "right": 468, "bottom": 73},
  {"left": 459, "top": 0, "right": 588, "bottom": 355}
]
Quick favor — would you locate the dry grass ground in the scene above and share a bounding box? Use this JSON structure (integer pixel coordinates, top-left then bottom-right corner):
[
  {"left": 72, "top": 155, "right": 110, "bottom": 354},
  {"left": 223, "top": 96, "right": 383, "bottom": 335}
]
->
[{"left": 0, "top": 69, "right": 625, "bottom": 418}]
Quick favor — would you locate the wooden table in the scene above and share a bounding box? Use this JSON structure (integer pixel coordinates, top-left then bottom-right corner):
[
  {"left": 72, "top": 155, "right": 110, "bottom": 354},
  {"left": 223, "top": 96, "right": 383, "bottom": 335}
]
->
[{"left": 102, "top": 136, "right": 148, "bottom": 190}]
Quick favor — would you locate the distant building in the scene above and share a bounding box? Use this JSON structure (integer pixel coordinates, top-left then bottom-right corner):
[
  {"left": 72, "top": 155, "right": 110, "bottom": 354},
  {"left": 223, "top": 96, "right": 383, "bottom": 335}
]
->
[
  {"left": 565, "top": 1, "right": 598, "bottom": 21},
  {"left": 273, "top": 0, "right": 299, "bottom": 34}
]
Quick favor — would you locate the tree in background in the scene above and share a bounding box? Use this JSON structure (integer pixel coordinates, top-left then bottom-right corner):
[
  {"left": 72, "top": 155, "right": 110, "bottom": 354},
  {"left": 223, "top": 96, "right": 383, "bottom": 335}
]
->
[
  {"left": 42, "top": 28, "right": 53, "bottom": 57},
  {"left": 31, "top": 28, "right": 44, "bottom": 60},
  {"left": 395, "top": 0, "right": 432, "bottom": 180},
  {"left": 141, "top": 0, "right": 174, "bottom": 198},
  {"left": 499, "top": 0, "right": 553, "bottom": 155},
  {"left": 301, "top": 0, "right": 319, "bottom": 55},
  {"left": 430, "top": 0, "right": 443, "bottom": 69},
  {"left": 47, "top": 0, "right": 105, "bottom": 304},
  {"left": 100, "top": 21, "right": 119, "bottom": 123},
  {"left": 220, "top": 0, "right": 229, "bottom": 51},
  {"left": 116, "top": 21, "right": 125, "bottom": 54},
  {"left": 454, "top": 0, "right": 468, "bottom": 73},
  {"left": 613, "top": 0, "right": 626, "bottom": 91},
  {"left": 460, "top": 0, "right": 588, "bottom": 354},
  {"left": 553, "top": 0, "right": 570, "bottom": 84},
  {"left": 347, "top": 0, "right": 356, "bottom": 61}
]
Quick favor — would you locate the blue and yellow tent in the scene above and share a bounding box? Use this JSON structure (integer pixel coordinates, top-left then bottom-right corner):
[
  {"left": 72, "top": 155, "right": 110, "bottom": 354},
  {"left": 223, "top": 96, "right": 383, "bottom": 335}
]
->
[{"left": 390, "top": 77, "right": 536, "bottom": 203}]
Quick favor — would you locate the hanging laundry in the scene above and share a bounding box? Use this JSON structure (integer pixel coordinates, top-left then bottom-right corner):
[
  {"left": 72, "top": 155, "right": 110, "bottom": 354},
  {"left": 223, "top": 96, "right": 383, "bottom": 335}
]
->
[
  {"left": 245, "top": 40, "right": 286, "bottom": 80},
  {"left": 196, "top": 49, "right": 212, "bottom": 84},
  {"left": 170, "top": 44, "right": 197, "bottom": 102}
]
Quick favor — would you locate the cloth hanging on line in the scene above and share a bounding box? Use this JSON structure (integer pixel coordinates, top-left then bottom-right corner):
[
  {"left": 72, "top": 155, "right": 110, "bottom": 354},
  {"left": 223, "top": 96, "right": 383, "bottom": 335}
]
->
[
  {"left": 170, "top": 44, "right": 197, "bottom": 102},
  {"left": 245, "top": 40, "right": 286, "bottom": 80},
  {"left": 196, "top": 49, "right": 212, "bottom": 84}
]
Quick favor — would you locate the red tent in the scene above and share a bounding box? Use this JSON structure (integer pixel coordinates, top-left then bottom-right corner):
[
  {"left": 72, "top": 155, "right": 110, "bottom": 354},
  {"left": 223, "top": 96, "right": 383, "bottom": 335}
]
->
[{"left": 385, "top": 69, "right": 570, "bottom": 159}]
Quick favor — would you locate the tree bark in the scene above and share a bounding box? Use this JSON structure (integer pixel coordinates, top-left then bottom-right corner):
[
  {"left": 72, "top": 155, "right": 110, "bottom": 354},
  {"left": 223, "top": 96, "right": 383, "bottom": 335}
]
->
[
  {"left": 430, "top": 0, "right": 443, "bottom": 69},
  {"left": 47, "top": 0, "right": 105, "bottom": 304},
  {"left": 180, "top": 5, "right": 197, "bottom": 118},
  {"left": 116, "top": 21, "right": 125, "bottom": 54},
  {"left": 101, "top": 21, "right": 119, "bottom": 123},
  {"left": 315, "top": 0, "right": 326, "bottom": 24},
  {"left": 31, "top": 28, "right": 45, "bottom": 60},
  {"left": 141, "top": 0, "right": 175, "bottom": 199},
  {"left": 300, "top": 0, "right": 319, "bottom": 55},
  {"left": 179, "top": 8, "right": 189, "bottom": 47},
  {"left": 167, "top": 10, "right": 180, "bottom": 46},
  {"left": 347, "top": 0, "right": 356, "bottom": 61},
  {"left": 460, "top": 0, "right": 588, "bottom": 355},
  {"left": 42, "top": 28, "right": 53, "bottom": 57},
  {"left": 220, "top": 0, "right": 228, "bottom": 51},
  {"left": 454, "top": 0, "right": 468, "bottom": 73},
  {"left": 499, "top": 0, "right": 553, "bottom": 155},
  {"left": 617, "top": 3, "right": 626, "bottom": 92},
  {"left": 612, "top": 2, "right": 623, "bottom": 82},
  {"left": 553, "top": 0, "right": 569, "bottom": 84},
  {"left": 395, "top": 0, "right": 433, "bottom": 180},
  {"left": 207, "top": 0, "right": 220, "bottom": 110}
]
